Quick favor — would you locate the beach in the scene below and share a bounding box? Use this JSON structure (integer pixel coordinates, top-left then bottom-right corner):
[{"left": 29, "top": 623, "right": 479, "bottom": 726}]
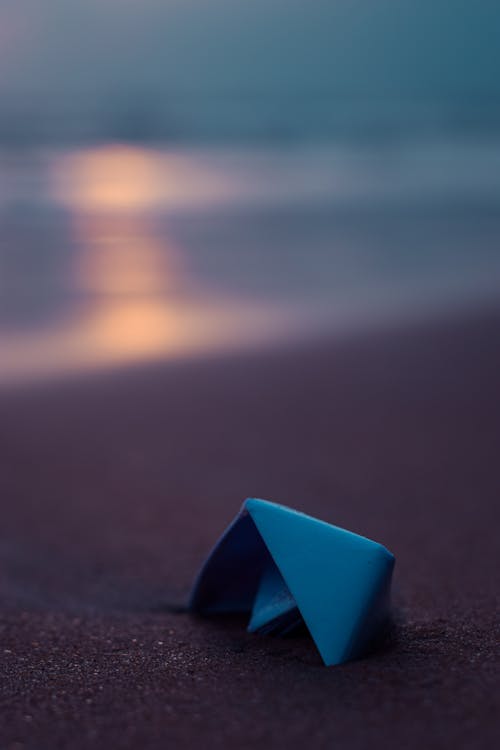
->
[
  {"left": 1, "top": 2, "right": 500, "bottom": 746},
  {"left": 1, "top": 305, "right": 498, "bottom": 749}
]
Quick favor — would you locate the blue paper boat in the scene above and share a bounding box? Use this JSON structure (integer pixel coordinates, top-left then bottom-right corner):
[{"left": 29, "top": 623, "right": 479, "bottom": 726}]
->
[{"left": 190, "top": 498, "right": 395, "bottom": 666}]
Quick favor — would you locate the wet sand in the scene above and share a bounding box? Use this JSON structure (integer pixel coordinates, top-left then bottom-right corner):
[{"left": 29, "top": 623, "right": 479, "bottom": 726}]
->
[{"left": 0, "top": 307, "right": 499, "bottom": 749}]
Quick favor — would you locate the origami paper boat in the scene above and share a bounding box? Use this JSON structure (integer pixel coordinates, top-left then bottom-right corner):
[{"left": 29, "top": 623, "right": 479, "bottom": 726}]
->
[{"left": 190, "top": 498, "right": 395, "bottom": 666}]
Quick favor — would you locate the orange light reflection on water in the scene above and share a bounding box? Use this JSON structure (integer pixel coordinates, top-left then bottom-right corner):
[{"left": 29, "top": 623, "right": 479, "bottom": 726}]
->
[
  {"left": 69, "top": 207, "right": 191, "bottom": 362},
  {"left": 0, "top": 144, "right": 292, "bottom": 384},
  {"left": 53, "top": 143, "right": 238, "bottom": 213},
  {"left": 72, "top": 213, "right": 180, "bottom": 297},
  {"left": 59, "top": 145, "right": 164, "bottom": 213}
]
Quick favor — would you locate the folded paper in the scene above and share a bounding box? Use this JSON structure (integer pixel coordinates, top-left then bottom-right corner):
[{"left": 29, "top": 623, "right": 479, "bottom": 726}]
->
[{"left": 189, "top": 498, "right": 395, "bottom": 666}]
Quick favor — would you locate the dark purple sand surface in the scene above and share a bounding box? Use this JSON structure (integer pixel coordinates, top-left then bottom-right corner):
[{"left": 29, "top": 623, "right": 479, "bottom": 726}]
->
[{"left": 0, "top": 309, "right": 499, "bottom": 749}]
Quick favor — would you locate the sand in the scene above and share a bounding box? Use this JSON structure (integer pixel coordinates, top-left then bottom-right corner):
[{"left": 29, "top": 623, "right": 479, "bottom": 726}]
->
[{"left": 0, "top": 308, "right": 499, "bottom": 749}]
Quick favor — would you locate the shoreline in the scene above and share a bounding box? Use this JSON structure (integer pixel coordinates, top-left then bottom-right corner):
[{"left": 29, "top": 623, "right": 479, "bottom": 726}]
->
[{"left": 2, "top": 294, "right": 500, "bottom": 395}]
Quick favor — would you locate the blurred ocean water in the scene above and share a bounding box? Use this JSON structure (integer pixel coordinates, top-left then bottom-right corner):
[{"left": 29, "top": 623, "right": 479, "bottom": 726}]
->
[{"left": 0, "top": 135, "right": 499, "bottom": 383}]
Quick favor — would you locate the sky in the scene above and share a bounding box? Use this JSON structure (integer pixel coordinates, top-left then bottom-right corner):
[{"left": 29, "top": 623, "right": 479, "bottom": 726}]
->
[{"left": 1, "top": 0, "right": 499, "bottom": 101}]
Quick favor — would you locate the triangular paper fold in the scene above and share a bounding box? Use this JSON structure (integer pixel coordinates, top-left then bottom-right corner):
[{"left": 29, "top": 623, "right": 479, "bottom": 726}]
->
[{"left": 189, "top": 498, "right": 395, "bottom": 666}]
